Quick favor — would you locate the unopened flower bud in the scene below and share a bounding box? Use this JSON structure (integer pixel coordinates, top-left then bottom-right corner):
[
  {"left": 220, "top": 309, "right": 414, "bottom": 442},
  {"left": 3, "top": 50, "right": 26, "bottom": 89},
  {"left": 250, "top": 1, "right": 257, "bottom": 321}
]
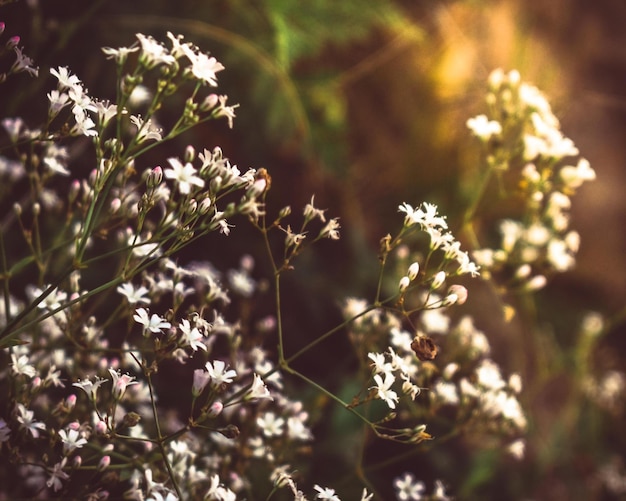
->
[
  {"left": 122, "top": 412, "right": 141, "bottom": 428},
  {"left": 247, "top": 178, "right": 267, "bottom": 198},
  {"left": 13, "top": 203, "right": 22, "bottom": 216},
  {"left": 210, "top": 175, "right": 223, "bottom": 193},
  {"left": 6, "top": 36, "right": 19, "bottom": 49},
  {"left": 278, "top": 206, "right": 291, "bottom": 219},
  {"left": 431, "top": 270, "right": 446, "bottom": 290},
  {"left": 68, "top": 180, "right": 81, "bottom": 205},
  {"left": 98, "top": 455, "right": 111, "bottom": 471},
  {"left": 186, "top": 199, "right": 198, "bottom": 215},
  {"left": 203, "top": 94, "right": 219, "bottom": 110},
  {"left": 109, "top": 198, "right": 122, "bottom": 214},
  {"left": 184, "top": 145, "right": 195, "bottom": 163},
  {"left": 407, "top": 262, "right": 420, "bottom": 281},
  {"left": 32, "top": 376, "right": 41, "bottom": 388},
  {"left": 147, "top": 166, "right": 163, "bottom": 188},
  {"left": 73, "top": 455, "right": 82, "bottom": 468},
  {"left": 65, "top": 394, "right": 77, "bottom": 410},
  {"left": 198, "top": 197, "right": 212, "bottom": 215},
  {"left": 68, "top": 421, "right": 80, "bottom": 431},
  {"left": 218, "top": 424, "right": 240, "bottom": 439},
  {"left": 207, "top": 401, "right": 223, "bottom": 418},
  {"left": 0, "top": 23, "right": 5, "bottom": 36},
  {"left": 95, "top": 420, "right": 107, "bottom": 435},
  {"left": 398, "top": 276, "right": 410, "bottom": 293}
]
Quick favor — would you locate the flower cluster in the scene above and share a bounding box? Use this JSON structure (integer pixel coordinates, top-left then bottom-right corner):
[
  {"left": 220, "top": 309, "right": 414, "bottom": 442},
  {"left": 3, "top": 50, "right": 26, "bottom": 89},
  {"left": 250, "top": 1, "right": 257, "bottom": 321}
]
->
[
  {"left": 467, "top": 69, "right": 596, "bottom": 290},
  {"left": 0, "top": 21, "right": 38, "bottom": 82},
  {"left": 0, "top": 19, "right": 611, "bottom": 501}
]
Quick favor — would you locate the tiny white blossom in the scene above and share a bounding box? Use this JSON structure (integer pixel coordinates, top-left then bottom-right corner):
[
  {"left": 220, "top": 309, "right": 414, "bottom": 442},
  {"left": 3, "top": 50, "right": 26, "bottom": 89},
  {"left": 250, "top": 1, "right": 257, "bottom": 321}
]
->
[
  {"left": 16, "top": 403, "right": 46, "bottom": 438},
  {"left": 205, "top": 359, "right": 237, "bottom": 387},
  {"left": 133, "top": 307, "right": 171, "bottom": 335},
  {"left": 394, "top": 473, "right": 425, "bottom": 501},
  {"left": 314, "top": 485, "right": 341, "bottom": 501},
  {"left": 117, "top": 282, "right": 150, "bottom": 304},
  {"left": 257, "top": 411, "right": 285, "bottom": 437},
  {"left": 164, "top": 157, "right": 205, "bottom": 194},
  {"left": 371, "top": 372, "right": 399, "bottom": 409},
  {"left": 58, "top": 428, "right": 88, "bottom": 453}
]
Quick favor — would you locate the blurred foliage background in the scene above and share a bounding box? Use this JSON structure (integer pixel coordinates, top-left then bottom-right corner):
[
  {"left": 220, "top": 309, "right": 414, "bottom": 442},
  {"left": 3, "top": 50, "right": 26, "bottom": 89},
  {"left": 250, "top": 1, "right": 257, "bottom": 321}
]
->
[{"left": 2, "top": 0, "right": 626, "bottom": 499}]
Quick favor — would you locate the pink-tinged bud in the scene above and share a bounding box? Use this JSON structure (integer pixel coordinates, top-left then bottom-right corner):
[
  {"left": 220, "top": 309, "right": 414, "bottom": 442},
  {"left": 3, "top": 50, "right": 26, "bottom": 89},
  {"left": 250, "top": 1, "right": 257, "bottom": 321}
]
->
[
  {"left": 109, "top": 198, "right": 122, "bottom": 214},
  {"left": 247, "top": 178, "right": 267, "bottom": 198},
  {"left": 69, "top": 180, "right": 81, "bottom": 204},
  {"left": 32, "top": 376, "right": 41, "bottom": 388},
  {"left": 207, "top": 401, "right": 223, "bottom": 418},
  {"left": 68, "top": 421, "right": 80, "bottom": 431},
  {"left": 95, "top": 420, "right": 107, "bottom": 435},
  {"left": 66, "top": 394, "right": 77, "bottom": 409},
  {"left": 98, "top": 455, "right": 111, "bottom": 471},
  {"left": 192, "top": 369, "right": 210, "bottom": 397},
  {"left": 89, "top": 169, "right": 98, "bottom": 186},
  {"left": 73, "top": 455, "right": 82, "bottom": 468},
  {"left": 147, "top": 166, "right": 163, "bottom": 188},
  {"left": 0, "top": 23, "right": 5, "bottom": 36},
  {"left": 203, "top": 94, "right": 219, "bottom": 110},
  {"left": 6, "top": 35, "right": 19, "bottom": 49}
]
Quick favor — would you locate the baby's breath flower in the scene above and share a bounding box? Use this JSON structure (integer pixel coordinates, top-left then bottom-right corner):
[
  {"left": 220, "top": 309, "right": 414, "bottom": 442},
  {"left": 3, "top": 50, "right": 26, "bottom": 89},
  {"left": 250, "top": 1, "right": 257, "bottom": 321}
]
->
[
  {"left": 314, "top": 485, "right": 341, "bottom": 501},
  {"left": 130, "top": 115, "right": 162, "bottom": 143},
  {"left": 467, "top": 114, "right": 502, "bottom": 140},
  {"left": 319, "top": 218, "right": 340, "bottom": 240},
  {"left": 257, "top": 411, "right": 285, "bottom": 437},
  {"left": 10, "top": 353, "right": 37, "bottom": 378},
  {"left": 117, "top": 283, "right": 150, "bottom": 305},
  {"left": 181, "top": 44, "right": 224, "bottom": 86},
  {"left": 136, "top": 33, "right": 176, "bottom": 68},
  {"left": 303, "top": 195, "right": 327, "bottom": 223},
  {"left": 393, "top": 473, "right": 425, "bottom": 501},
  {"left": 164, "top": 157, "right": 204, "bottom": 194},
  {"left": 205, "top": 360, "right": 237, "bottom": 388},
  {"left": 59, "top": 428, "right": 88, "bottom": 454},
  {"left": 133, "top": 307, "right": 171, "bottom": 336},
  {"left": 108, "top": 368, "right": 139, "bottom": 400},
  {"left": 16, "top": 403, "right": 46, "bottom": 438},
  {"left": 101, "top": 44, "right": 139, "bottom": 64},
  {"left": 371, "top": 372, "right": 398, "bottom": 409},
  {"left": 246, "top": 373, "right": 273, "bottom": 401},
  {"left": 50, "top": 66, "right": 81, "bottom": 90},
  {"left": 178, "top": 318, "right": 207, "bottom": 351},
  {"left": 46, "top": 458, "right": 69, "bottom": 492},
  {"left": 73, "top": 376, "right": 106, "bottom": 401}
]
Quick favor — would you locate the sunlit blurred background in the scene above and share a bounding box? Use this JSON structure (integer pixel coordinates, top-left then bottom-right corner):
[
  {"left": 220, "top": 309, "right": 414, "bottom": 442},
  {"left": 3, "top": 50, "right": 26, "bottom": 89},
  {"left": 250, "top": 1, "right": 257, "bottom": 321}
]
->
[{"left": 2, "top": 0, "right": 625, "bottom": 499}]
